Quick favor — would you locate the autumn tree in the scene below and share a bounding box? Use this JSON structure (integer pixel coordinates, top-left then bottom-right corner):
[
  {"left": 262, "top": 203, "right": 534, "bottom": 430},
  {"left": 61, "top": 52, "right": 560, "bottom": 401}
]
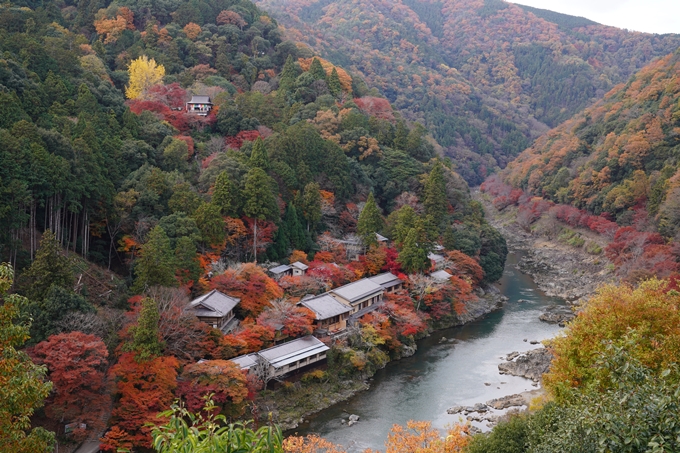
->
[
  {"left": 357, "top": 192, "right": 384, "bottom": 247},
  {"left": 216, "top": 10, "right": 247, "bottom": 29},
  {"left": 132, "top": 226, "right": 176, "bottom": 293},
  {"left": 209, "top": 263, "right": 283, "bottom": 318},
  {"left": 0, "top": 263, "right": 54, "bottom": 453},
  {"left": 125, "top": 56, "right": 166, "bottom": 99},
  {"left": 183, "top": 22, "right": 201, "bottom": 40},
  {"left": 257, "top": 298, "right": 315, "bottom": 338},
  {"left": 243, "top": 168, "right": 279, "bottom": 262},
  {"left": 31, "top": 332, "right": 109, "bottom": 436},
  {"left": 176, "top": 360, "right": 248, "bottom": 417}
]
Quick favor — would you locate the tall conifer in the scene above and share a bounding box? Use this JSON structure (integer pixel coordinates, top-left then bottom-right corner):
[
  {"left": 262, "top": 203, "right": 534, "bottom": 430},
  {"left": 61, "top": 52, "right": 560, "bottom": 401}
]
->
[
  {"left": 357, "top": 192, "right": 384, "bottom": 247},
  {"left": 423, "top": 160, "right": 448, "bottom": 227}
]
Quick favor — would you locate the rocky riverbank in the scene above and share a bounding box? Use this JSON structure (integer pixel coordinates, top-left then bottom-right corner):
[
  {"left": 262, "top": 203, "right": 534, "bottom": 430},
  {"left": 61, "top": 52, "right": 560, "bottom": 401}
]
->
[{"left": 474, "top": 190, "right": 617, "bottom": 306}]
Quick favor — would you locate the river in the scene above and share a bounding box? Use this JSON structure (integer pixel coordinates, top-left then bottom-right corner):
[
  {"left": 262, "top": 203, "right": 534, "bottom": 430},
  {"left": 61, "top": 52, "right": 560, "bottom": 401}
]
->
[{"left": 292, "top": 251, "right": 566, "bottom": 451}]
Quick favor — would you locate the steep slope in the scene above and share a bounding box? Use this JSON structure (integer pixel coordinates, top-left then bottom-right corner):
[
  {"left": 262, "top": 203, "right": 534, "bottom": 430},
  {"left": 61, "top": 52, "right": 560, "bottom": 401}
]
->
[
  {"left": 502, "top": 49, "right": 680, "bottom": 236},
  {"left": 253, "top": 0, "right": 680, "bottom": 183}
]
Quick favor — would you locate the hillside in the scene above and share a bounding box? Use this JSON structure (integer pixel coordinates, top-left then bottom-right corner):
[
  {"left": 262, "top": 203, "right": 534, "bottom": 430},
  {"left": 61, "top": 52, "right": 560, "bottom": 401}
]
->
[
  {"left": 253, "top": 0, "right": 680, "bottom": 183},
  {"left": 502, "top": 49, "right": 680, "bottom": 233}
]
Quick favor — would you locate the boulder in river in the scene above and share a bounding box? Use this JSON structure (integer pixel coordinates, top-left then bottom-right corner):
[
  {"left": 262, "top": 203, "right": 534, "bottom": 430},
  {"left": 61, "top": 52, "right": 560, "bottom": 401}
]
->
[
  {"left": 486, "top": 394, "right": 525, "bottom": 410},
  {"left": 506, "top": 351, "right": 519, "bottom": 361},
  {"left": 498, "top": 348, "right": 553, "bottom": 382},
  {"left": 539, "top": 305, "right": 575, "bottom": 325}
]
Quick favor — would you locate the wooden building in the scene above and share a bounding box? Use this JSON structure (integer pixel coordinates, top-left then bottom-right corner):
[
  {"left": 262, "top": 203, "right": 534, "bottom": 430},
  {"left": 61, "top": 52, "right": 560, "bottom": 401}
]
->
[
  {"left": 299, "top": 294, "right": 352, "bottom": 334},
  {"left": 186, "top": 95, "right": 213, "bottom": 115},
  {"left": 368, "top": 272, "right": 403, "bottom": 292},
  {"left": 186, "top": 289, "right": 239, "bottom": 331},
  {"left": 431, "top": 269, "right": 453, "bottom": 282},
  {"left": 330, "top": 278, "right": 384, "bottom": 314}
]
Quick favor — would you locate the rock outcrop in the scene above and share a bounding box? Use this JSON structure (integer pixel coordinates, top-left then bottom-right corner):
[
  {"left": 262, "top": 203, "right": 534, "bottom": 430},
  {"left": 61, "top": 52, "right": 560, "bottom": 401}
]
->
[{"left": 498, "top": 348, "right": 553, "bottom": 382}]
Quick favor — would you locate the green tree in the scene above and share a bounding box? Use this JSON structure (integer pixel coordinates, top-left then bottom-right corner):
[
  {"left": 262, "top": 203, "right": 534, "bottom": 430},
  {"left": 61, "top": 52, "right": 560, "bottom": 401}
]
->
[
  {"left": 328, "top": 67, "right": 342, "bottom": 96},
  {"left": 357, "top": 192, "right": 384, "bottom": 247},
  {"left": 193, "top": 203, "right": 226, "bottom": 246},
  {"left": 26, "top": 286, "right": 94, "bottom": 344},
  {"left": 386, "top": 205, "right": 417, "bottom": 248},
  {"left": 0, "top": 263, "right": 55, "bottom": 453},
  {"left": 132, "top": 226, "right": 176, "bottom": 293},
  {"left": 284, "top": 204, "right": 307, "bottom": 251},
  {"left": 174, "top": 237, "right": 201, "bottom": 286},
  {"left": 249, "top": 137, "right": 269, "bottom": 171},
  {"left": 301, "top": 182, "right": 322, "bottom": 232},
  {"left": 308, "top": 58, "right": 326, "bottom": 81},
  {"left": 423, "top": 160, "right": 448, "bottom": 227},
  {"left": 243, "top": 168, "right": 279, "bottom": 262},
  {"left": 278, "top": 55, "right": 300, "bottom": 95},
  {"left": 18, "top": 230, "right": 72, "bottom": 303},
  {"left": 124, "top": 297, "right": 164, "bottom": 361},
  {"left": 397, "top": 228, "right": 430, "bottom": 274},
  {"left": 212, "top": 171, "right": 240, "bottom": 217}
]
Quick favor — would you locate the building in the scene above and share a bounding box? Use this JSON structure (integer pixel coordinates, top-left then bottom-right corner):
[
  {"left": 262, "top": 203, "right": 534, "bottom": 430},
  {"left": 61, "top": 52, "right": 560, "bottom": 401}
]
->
[
  {"left": 291, "top": 261, "right": 309, "bottom": 276},
  {"left": 375, "top": 233, "right": 389, "bottom": 245},
  {"left": 229, "top": 335, "right": 330, "bottom": 380},
  {"left": 368, "top": 272, "right": 403, "bottom": 292},
  {"left": 299, "top": 293, "right": 352, "bottom": 334},
  {"left": 186, "top": 95, "right": 212, "bottom": 115},
  {"left": 428, "top": 252, "right": 446, "bottom": 270},
  {"left": 186, "top": 290, "right": 239, "bottom": 331},
  {"left": 330, "top": 278, "right": 384, "bottom": 314},
  {"left": 269, "top": 264, "right": 293, "bottom": 279},
  {"left": 431, "top": 269, "right": 453, "bottom": 282}
]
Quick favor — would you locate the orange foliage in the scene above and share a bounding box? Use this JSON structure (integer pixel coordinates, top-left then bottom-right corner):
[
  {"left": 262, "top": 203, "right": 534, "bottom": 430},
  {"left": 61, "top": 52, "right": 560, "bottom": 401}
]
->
[
  {"left": 209, "top": 263, "right": 284, "bottom": 317},
  {"left": 183, "top": 22, "right": 201, "bottom": 40},
  {"left": 283, "top": 435, "right": 348, "bottom": 453},
  {"left": 362, "top": 244, "right": 387, "bottom": 275},
  {"left": 381, "top": 420, "right": 469, "bottom": 453},
  {"left": 313, "top": 251, "right": 334, "bottom": 262},
  {"left": 216, "top": 10, "right": 247, "bottom": 28},
  {"left": 445, "top": 250, "right": 484, "bottom": 286},
  {"left": 289, "top": 250, "right": 309, "bottom": 264},
  {"left": 222, "top": 322, "right": 275, "bottom": 357}
]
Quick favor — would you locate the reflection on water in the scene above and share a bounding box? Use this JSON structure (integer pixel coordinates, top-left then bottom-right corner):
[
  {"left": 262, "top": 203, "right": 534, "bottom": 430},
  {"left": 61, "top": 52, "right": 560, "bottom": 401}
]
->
[{"left": 292, "top": 252, "right": 565, "bottom": 451}]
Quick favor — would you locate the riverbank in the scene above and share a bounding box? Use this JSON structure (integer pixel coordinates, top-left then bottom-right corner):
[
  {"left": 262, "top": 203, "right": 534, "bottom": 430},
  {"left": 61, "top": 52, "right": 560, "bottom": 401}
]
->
[
  {"left": 473, "top": 189, "right": 617, "bottom": 305},
  {"left": 255, "top": 287, "right": 508, "bottom": 431}
]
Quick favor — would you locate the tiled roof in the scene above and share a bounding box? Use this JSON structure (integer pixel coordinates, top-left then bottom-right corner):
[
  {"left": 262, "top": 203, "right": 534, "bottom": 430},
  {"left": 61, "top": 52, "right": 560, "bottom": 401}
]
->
[
  {"left": 269, "top": 264, "right": 292, "bottom": 274},
  {"left": 291, "top": 261, "right": 309, "bottom": 270},
  {"left": 230, "top": 353, "right": 258, "bottom": 370},
  {"left": 428, "top": 252, "right": 445, "bottom": 262},
  {"left": 188, "top": 290, "right": 239, "bottom": 318},
  {"left": 188, "top": 95, "right": 211, "bottom": 104},
  {"left": 257, "top": 336, "right": 329, "bottom": 369},
  {"left": 375, "top": 233, "right": 388, "bottom": 242},
  {"left": 331, "top": 278, "right": 383, "bottom": 303},
  {"left": 431, "top": 270, "right": 453, "bottom": 282},
  {"left": 300, "top": 294, "right": 352, "bottom": 320},
  {"left": 368, "top": 272, "right": 402, "bottom": 289}
]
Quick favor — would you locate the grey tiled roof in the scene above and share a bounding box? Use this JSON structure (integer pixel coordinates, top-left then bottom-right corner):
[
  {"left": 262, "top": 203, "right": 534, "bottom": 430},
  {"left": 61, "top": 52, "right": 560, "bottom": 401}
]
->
[
  {"left": 431, "top": 270, "right": 453, "bottom": 282},
  {"left": 331, "top": 278, "right": 383, "bottom": 303},
  {"left": 257, "top": 336, "right": 329, "bottom": 369},
  {"left": 300, "top": 294, "right": 352, "bottom": 320},
  {"left": 291, "top": 261, "right": 309, "bottom": 270},
  {"left": 428, "top": 252, "right": 445, "bottom": 262},
  {"left": 188, "top": 95, "right": 211, "bottom": 104},
  {"left": 188, "top": 290, "right": 239, "bottom": 318},
  {"left": 368, "top": 272, "right": 402, "bottom": 289},
  {"left": 269, "top": 264, "right": 292, "bottom": 274},
  {"left": 230, "top": 353, "right": 258, "bottom": 370}
]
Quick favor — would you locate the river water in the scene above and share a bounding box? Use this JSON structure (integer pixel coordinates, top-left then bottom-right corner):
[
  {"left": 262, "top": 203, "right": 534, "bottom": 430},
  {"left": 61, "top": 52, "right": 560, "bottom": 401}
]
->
[{"left": 292, "top": 251, "right": 566, "bottom": 451}]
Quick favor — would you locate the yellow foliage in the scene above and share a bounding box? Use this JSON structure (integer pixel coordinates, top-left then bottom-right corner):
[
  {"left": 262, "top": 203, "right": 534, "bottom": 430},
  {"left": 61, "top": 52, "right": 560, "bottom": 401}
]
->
[
  {"left": 125, "top": 55, "right": 165, "bottom": 99},
  {"left": 298, "top": 57, "right": 353, "bottom": 92}
]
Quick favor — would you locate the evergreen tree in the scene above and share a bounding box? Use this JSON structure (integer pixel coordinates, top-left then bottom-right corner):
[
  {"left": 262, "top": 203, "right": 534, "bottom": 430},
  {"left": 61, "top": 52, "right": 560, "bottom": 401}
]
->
[
  {"left": 132, "top": 226, "right": 176, "bottom": 293},
  {"left": 388, "top": 205, "right": 417, "bottom": 248},
  {"left": 243, "top": 168, "right": 279, "bottom": 262},
  {"left": 328, "top": 67, "right": 343, "bottom": 96},
  {"left": 301, "top": 182, "right": 322, "bottom": 232},
  {"left": 249, "top": 137, "right": 270, "bottom": 171},
  {"left": 286, "top": 204, "right": 307, "bottom": 251},
  {"left": 124, "top": 297, "right": 164, "bottom": 361},
  {"left": 423, "top": 160, "right": 449, "bottom": 227},
  {"left": 393, "top": 120, "right": 409, "bottom": 150},
  {"left": 192, "top": 203, "right": 226, "bottom": 246},
  {"left": 0, "top": 263, "right": 55, "bottom": 453},
  {"left": 18, "top": 230, "right": 73, "bottom": 303},
  {"left": 357, "top": 192, "right": 384, "bottom": 247},
  {"left": 27, "top": 286, "right": 94, "bottom": 344},
  {"left": 174, "top": 237, "right": 201, "bottom": 286},
  {"left": 212, "top": 170, "right": 240, "bottom": 216},
  {"left": 308, "top": 58, "right": 327, "bottom": 81},
  {"left": 397, "top": 228, "right": 430, "bottom": 274},
  {"left": 278, "top": 55, "right": 300, "bottom": 95}
]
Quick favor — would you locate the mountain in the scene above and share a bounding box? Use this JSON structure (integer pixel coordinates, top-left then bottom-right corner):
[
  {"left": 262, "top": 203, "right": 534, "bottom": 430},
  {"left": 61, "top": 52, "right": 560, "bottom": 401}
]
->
[
  {"left": 501, "top": 48, "right": 680, "bottom": 236},
  {"left": 253, "top": 0, "right": 680, "bottom": 183}
]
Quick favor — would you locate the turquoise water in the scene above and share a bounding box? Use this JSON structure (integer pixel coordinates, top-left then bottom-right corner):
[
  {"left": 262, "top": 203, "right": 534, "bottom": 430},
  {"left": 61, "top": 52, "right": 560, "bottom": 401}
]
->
[{"left": 292, "top": 251, "right": 565, "bottom": 451}]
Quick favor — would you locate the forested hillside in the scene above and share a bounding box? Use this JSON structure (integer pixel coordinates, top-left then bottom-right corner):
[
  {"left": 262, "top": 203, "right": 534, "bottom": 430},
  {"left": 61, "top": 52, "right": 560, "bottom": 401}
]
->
[{"left": 253, "top": 0, "right": 680, "bottom": 183}]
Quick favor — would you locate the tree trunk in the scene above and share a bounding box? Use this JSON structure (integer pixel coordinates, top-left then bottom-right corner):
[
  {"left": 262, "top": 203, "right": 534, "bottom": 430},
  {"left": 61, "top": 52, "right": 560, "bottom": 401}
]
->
[{"left": 253, "top": 219, "right": 258, "bottom": 263}]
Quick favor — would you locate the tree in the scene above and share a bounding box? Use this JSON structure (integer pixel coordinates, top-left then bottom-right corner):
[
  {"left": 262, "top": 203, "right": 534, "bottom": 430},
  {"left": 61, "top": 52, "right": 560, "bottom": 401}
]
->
[
  {"left": 328, "top": 67, "right": 343, "bottom": 97},
  {"left": 152, "top": 399, "right": 282, "bottom": 453},
  {"left": 26, "top": 285, "right": 94, "bottom": 344},
  {"left": 249, "top": 137, "right": 269, "bottom": 171},
  {"left": 183, "top": 22, "right": 201, "bottom": 40},
  {"left": 193, "top": 203, "right": 227, "bottom": 246},
  {"left": 17, "top": 230, "right": 72, "bottom": 303},
  {"left": 278, "top": 55, "right": 300, "bottom": 94},
  {"left": 125, "top": 56, "right": 166, "bottom": 99},
  {"left": 124, "top": 297, "right": 164, "bottom": 361},
  {"left": 212, "top": 171, "right": 240, "bottom": 217},
  {"left": 30, "top": 332, "right": 109, "bottom": 434},
  {"left": 387, "top": 205, "right": 417, "bottom": 249},
  {"left": 177, "top": 360, "right": 248, "bottom": 417},
  {"left": 309, "top": 58, "right": 327, "bottom": 81},
  {"left": 257, "top": 298, "right": 315, "bottom": 338},
  {"left": 398, "top": 229, "right": 430, "bottom": 274},
  {"left": 133, "top": 226, "right": 177, "bottom": 293},
  {"left": 357, "top": 192, "right": 384, "bottom": 247},
  {"left": 174, "top": 237, "right": 201, "bottom": 286},
  {"left": 0, "top": 263, "right": 54, "bottom": 453},
  {"left": 301, "top": 182, "right": 322, "bottom": 232},
  {"left": 243, "top": 168, "right": 279, "bottom": 262},
  {"left": 216, "top": 10, "right": 247, "bottom": 29},
  {"left": 423, "top": 160, "right": 448, "bottom": 227}
]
